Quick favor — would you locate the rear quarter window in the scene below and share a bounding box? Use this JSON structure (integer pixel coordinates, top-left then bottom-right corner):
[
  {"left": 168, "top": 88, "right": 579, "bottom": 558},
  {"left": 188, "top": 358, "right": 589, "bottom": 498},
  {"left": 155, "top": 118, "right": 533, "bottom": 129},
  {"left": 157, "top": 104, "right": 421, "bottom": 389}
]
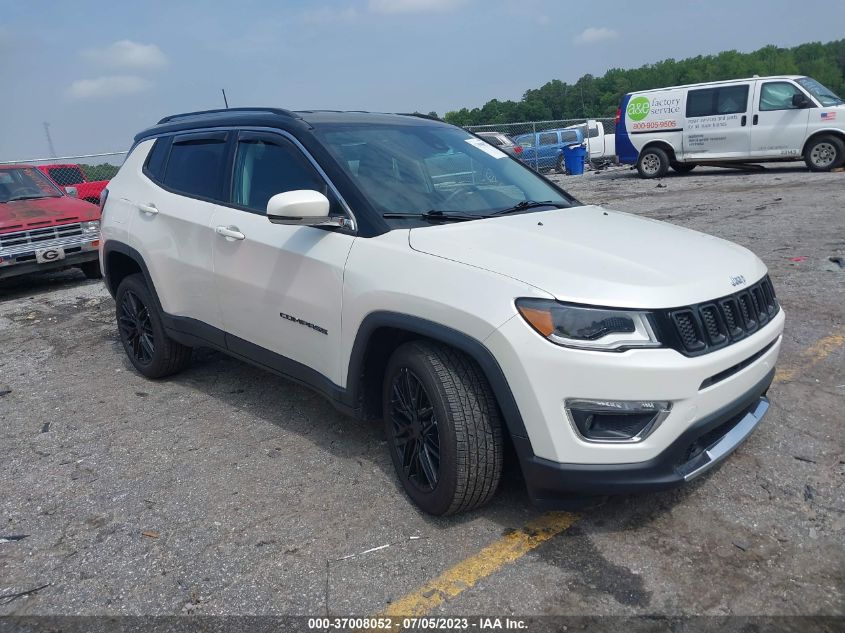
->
[{"left": 143, "top": 137, "right": 172, "bottom": 182}]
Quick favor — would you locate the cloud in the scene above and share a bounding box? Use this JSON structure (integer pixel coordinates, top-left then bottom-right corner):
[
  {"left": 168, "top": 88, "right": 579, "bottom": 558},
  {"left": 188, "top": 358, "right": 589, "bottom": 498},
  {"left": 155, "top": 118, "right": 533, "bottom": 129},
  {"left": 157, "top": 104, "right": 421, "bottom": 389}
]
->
[
  {"left": 368, "top": 0, "right": 467, "bottom": 14},
  {"left": 574, "top": 27, "right": 619, "bottom": 44},
  {"left": 82, "top": 40, "right": 167, "bottom": 71},
  {"left": 67, "top": 75, "right": 153, "bottom": 100}
]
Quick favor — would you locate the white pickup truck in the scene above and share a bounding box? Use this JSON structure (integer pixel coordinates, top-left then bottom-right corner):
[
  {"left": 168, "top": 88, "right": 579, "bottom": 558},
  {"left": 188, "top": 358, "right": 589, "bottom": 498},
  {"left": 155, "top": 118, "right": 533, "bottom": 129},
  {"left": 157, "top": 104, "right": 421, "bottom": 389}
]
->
[{"left": 565, "top": 119, "right": 616, "bottom": 168}]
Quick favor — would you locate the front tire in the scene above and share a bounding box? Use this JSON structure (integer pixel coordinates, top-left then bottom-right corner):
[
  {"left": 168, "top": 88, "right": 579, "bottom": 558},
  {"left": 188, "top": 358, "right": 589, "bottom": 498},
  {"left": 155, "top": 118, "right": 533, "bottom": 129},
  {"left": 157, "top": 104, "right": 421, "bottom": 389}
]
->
[
  {"left": 115, "top": 273, "right": 192, "bottom": 378},
  {"left": 79, "top": 260, "right": 102, "bottom": 280},
  {"left": 637, "top": 146, "right": 670, "bottom": 178},
  {"left": 383, "top": 341, "right": 504, "bottom": 516},
  {"left": 804, "top": 135, "right": 845, "bottom": 172}
]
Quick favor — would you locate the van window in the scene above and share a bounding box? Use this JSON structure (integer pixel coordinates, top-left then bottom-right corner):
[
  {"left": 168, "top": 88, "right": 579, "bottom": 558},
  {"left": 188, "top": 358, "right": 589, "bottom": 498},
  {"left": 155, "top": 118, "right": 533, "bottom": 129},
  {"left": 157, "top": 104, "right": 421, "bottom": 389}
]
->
[
  {"left": 759, "top": 82, "right": 804, "bottom": 111},
  {"left": 539, "top": 133, "right": 557, "bottom": 146},
  {"left": 232, "top": 136, "right": 337, "bottom": 215},
  {"left": 686, "top": 85, "right": 749, "bottom": 117},
  {"left": 162, "top": 135, "right": 228, "bottom": 200},
  {"left": 144, "top": 137, "right": 171, "bottom": 182}
]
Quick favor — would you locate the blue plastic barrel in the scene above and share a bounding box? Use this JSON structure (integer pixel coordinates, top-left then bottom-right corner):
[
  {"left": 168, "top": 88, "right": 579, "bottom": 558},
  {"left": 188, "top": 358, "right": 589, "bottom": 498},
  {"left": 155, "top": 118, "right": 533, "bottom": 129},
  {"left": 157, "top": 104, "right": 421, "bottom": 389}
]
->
[{"left": 563, "top": 144, "right": 587, "bottom": 175}]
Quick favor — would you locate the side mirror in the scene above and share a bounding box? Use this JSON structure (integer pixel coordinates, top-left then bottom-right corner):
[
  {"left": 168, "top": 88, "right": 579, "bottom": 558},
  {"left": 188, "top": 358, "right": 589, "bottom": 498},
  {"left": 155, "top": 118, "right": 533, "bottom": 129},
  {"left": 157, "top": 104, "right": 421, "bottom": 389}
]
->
[
  {"left": 64, "top": 186, "right": 78, "bottom": 197},
  {"left": 266, "top": 190, "right": 331, "bottom": 226},
  {"left": 792, "top": 93, "right": 810, "bottom": 108}
]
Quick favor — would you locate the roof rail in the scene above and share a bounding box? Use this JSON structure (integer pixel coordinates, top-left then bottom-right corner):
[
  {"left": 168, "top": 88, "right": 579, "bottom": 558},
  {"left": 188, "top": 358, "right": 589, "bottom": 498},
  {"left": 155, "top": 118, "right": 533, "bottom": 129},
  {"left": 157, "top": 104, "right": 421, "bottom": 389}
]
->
[
  {"left": 396, "top": 112, "right": 442, "bottom": 121},
  {"left": 157, "top": 107, "right": 298, "bottom": 125}
]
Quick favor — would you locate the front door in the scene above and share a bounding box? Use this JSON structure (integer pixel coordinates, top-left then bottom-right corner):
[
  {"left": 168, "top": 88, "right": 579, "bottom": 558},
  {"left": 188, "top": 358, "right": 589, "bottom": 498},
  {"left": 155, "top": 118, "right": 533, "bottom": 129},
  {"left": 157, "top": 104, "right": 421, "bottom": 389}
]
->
[
  {"left": 750, "top": 80, "right": 811, "bottom": 159},
  {"left": 211, "top": 131, "right": 355, "bottom": 386}
]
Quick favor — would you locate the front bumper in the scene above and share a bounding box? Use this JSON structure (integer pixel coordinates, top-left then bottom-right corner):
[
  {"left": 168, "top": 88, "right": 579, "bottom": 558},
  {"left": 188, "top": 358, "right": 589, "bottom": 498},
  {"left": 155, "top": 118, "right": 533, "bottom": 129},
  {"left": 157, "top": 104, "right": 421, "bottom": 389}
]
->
[
  {"left": 0, "top": 248, "right": 98, "bottom": 280},
  {"left": 515, "top": 368, "right": 774, "bottom": 506}
]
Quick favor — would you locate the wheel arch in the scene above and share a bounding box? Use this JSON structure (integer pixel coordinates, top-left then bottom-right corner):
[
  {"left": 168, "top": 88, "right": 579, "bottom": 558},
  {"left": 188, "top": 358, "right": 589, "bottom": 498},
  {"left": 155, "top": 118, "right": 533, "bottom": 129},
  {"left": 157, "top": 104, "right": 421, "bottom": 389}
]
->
[
  {"left": 346, "top": 311, "right": 530, "bottom": 442},
  {"left": 640, "top": 140, "right": 678, "bottom": 162},
  {"left": 801, "top": 129, "right": 845, "bottom": 156},
  {"left": 102, "top": 242, "right": 163, "bottom": 311}
]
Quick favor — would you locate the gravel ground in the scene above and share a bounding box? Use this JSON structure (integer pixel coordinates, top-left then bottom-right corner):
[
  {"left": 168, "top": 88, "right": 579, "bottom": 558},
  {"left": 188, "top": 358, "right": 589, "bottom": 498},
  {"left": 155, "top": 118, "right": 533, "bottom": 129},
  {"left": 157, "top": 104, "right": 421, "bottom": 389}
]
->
[{"left": 0, "top": 162, "right": 843, "bottom": 619}]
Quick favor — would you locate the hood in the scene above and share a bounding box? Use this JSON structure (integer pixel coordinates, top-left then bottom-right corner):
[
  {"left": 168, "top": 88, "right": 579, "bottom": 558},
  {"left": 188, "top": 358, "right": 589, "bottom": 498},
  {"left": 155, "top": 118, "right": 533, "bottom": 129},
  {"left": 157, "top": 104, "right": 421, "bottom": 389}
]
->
[
  {"left": 0, "top": 195, "right": 100, "bottom": 234},
  {"left": 408, "top": 205, "right": 768, "bottom": 309}
]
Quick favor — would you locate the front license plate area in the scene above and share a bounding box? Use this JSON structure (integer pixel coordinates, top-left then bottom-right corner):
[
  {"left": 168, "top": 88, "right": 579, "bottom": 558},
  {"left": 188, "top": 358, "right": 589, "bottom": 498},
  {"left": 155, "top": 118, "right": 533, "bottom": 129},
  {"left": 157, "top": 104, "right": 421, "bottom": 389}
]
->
[{"left": 35, "top": 247, "right": 66, "bottom": 264}]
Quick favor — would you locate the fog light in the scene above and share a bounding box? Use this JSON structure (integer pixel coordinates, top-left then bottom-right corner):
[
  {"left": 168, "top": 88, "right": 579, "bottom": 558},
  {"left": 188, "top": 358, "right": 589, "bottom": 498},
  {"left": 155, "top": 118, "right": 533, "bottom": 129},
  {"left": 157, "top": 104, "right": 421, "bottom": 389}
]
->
[{"left": 565, "top": 399, "right": 671, "bottom": 443}]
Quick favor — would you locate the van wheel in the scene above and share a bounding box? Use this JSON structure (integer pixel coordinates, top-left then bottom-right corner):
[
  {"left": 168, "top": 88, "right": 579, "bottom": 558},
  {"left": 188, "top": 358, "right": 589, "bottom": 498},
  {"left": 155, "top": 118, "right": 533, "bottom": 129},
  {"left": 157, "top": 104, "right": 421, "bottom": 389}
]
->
[
  {"left": 383, "top": 341, "right": 503, "bottom": 516},
  {"left": 671, "top": 162, "right": 696, "bottom": 174},
  {"left": 637, "top": 147, "right": 670, "bottom": 178},
  {"left": 804, "top": 135, "right": 844, "bottom": 171},
  {"left": 115, "top": 273, "right": 192, "bottom": 379}
]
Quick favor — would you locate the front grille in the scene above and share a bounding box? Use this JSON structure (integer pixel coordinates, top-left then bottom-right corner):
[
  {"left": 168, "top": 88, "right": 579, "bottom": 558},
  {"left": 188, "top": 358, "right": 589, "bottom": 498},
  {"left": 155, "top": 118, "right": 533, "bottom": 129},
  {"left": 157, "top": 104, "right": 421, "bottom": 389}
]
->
[
  {"left": 0, "top": 223, "right": 85, "bottom": 258},
  {"left": 655, "top": 276, "right": 779, "bottom": 356}
]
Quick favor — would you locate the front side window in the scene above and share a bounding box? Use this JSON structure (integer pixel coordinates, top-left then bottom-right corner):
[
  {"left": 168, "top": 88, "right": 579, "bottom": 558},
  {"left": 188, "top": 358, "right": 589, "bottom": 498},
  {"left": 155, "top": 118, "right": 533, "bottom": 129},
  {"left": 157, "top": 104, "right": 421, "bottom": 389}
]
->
[
  {"left": 759, "top": 82, "right": 805, "bottom": 112},
  {"left": 162, "top": 134, "right": 228, "bottom": 200},
  {"left": 0, "top": 167, "right": 62, "bottom": 202},
  {"left": 314, "top": 123, "right": 573, "bottom": 222},
  {"left": 231, "top": 136, "right": 339, "bottom": 215},
  {"left": 539, "top": 133, "right": 557, "bottom": 146}
]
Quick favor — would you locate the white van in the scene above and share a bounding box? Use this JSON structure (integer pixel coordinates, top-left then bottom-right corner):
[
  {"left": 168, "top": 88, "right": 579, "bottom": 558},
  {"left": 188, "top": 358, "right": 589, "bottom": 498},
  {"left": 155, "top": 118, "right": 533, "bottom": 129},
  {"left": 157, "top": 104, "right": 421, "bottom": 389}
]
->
[{"left": 615, "top": 76, "right": 845, "bottom": 178}]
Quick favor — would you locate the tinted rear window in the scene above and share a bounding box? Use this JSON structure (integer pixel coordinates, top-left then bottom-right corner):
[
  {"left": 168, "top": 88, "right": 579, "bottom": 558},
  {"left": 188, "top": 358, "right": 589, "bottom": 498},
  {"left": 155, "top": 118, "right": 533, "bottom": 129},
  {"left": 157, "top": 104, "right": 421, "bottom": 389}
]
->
[
  {"left": 162, "top": 136, "right": 228, "bottom": 200},
  {"left": 144, "top": 137, "right": 171, "bottom": 182}
]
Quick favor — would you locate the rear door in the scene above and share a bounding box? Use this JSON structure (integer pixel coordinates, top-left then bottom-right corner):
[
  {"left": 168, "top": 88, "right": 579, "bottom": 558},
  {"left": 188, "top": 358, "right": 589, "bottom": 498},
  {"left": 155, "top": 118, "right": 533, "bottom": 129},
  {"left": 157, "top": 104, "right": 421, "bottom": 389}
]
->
[
  {"left": 130, "top": 131, "right": 227, "bottom": 330},
  {"left": 210, "top": 131, "right": 355, "bottom": 386},
  {"left": 682, "top": 82, "right": 752, "bottom": 160},
  {"left": 750, "top": 80, "right": 811, "bottom": 159}
]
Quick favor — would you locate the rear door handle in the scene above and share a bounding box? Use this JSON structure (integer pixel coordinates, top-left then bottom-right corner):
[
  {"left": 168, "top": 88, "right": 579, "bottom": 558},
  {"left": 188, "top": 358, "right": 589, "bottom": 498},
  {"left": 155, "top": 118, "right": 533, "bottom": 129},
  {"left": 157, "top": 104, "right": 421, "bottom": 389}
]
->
[
  {"left": 753, "top": 114, "right": 759, "bottom": 125},
  {"left": 741, "top": 115, "right": 747, "bottom": 126},
  {"left": 137, "top": 202, "right": 158, "bottom": 215},
  {"left": 215, "top": 225, "right": 245, "bottom": 241}
]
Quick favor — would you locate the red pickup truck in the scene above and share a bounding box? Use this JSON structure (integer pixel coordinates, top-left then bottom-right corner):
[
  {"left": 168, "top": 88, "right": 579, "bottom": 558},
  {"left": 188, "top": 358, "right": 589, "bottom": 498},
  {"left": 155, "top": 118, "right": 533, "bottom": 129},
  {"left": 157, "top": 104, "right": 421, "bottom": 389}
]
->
[
  {"left": 36, "top": 163, "right": 109, "bottom": 205},
  {"left": 1, "top": 164, "right": 102, "bottom": 280}
]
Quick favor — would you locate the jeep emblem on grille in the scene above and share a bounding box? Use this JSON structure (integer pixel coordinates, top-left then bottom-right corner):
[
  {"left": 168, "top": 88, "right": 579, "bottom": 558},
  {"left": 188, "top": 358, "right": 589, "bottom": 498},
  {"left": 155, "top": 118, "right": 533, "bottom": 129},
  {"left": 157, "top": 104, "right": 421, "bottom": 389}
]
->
[{"left": 730, "top": 275, "right": 746, "bottom": 287}]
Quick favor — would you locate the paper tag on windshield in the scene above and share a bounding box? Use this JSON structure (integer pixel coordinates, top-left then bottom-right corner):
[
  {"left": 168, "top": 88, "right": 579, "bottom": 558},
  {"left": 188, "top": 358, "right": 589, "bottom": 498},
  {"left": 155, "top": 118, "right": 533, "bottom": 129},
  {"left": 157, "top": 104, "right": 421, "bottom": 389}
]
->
[{"left": 465, "top": 138, "right": 508, "bottom": 159}]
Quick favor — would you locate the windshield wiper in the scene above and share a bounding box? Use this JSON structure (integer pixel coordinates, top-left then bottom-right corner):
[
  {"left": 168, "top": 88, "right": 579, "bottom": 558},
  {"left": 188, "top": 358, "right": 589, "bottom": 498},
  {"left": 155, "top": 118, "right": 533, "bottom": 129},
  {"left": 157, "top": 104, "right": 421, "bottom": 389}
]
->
[
  {"left": 5, "top": 194, "right": 51, "bottom": 202},
  {"left": 490, "top": 200, "right": 565, "bottom": 216},
  {"left": 383, "top": 210, "right": 486, "bottom": 222}
]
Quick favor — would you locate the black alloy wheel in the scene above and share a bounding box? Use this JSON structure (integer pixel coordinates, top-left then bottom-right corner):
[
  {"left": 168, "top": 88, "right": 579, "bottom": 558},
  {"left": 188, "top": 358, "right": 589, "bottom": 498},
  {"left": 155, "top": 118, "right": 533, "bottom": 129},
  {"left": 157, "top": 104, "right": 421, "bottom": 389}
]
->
[
  {"left": 118, "top": 289, "right": 155, "bottom": 365},
  {"left": 389, "top": 367, "right": 441, "bottom": 492}
]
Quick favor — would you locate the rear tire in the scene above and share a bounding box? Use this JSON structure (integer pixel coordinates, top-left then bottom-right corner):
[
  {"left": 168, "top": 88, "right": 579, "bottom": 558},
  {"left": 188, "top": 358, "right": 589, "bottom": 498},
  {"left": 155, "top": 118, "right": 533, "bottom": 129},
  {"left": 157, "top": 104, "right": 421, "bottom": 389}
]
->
[
  {"left": 804, "top": 135, "right": 845, "bottom": 171},
  {"left": 555, "top": 155, "right": 567, "bottom": 174},
  {"left": 637, "top": 146, "right": 670, "bottom": 179},
  {"left": 383, "top": 341, "right": 504, "bottom": 516},
  {"left": 671, "top": 162, "right": 696, "bottom": 174},
  {"left": 79, "top": 260, "right": 102, "bottom": 280},
  {"left": 115, "top": 273, "right": 192, "bottom": 379}
]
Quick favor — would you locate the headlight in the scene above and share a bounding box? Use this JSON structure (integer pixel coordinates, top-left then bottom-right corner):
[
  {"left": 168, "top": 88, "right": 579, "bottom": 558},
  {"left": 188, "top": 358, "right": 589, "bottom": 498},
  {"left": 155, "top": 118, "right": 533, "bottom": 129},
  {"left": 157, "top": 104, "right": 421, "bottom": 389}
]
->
[
  {"left": 82, "top": 220, "right": 100, "bottom": 234},
  {"left": 515, "top": 298, "right": 661, "bottom": 351}
]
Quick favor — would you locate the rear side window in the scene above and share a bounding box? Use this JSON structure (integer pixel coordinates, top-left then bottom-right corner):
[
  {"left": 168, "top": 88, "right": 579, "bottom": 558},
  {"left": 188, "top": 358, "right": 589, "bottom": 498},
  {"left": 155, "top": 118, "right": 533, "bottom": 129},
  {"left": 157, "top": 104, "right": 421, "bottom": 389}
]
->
[
  {"left": 686, "top": 85, "right": 749, "bottom": 117},
  {"left": 559, "top": 130, "right": 580, "bottom": 144},
  {"left": 144, "top": 137, "right": 171, "bottom": 182},
  {"left": 162, "top": 133, "right": 228, "bottom": 201}
]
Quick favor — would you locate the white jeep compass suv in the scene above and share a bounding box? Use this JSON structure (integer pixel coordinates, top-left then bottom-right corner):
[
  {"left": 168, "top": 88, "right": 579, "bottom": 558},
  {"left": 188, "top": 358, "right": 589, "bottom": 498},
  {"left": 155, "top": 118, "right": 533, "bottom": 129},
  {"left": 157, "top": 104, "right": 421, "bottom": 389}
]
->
[{"left": 99, "top": 108, "right": 784, "bottom": 515}]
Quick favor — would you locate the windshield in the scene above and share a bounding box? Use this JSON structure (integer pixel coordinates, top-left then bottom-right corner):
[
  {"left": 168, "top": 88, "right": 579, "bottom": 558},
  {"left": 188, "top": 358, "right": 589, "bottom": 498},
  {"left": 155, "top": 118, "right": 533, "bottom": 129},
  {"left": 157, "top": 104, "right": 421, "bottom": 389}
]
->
[
  {"left": 315, "top": 124, "right": 574, "bottom": 221},
  {"left": 796, "top": 77, "right": 844, "bottom": 107},
  {"left": 0, "top": 167, "right": 63, "bottom": 202}
]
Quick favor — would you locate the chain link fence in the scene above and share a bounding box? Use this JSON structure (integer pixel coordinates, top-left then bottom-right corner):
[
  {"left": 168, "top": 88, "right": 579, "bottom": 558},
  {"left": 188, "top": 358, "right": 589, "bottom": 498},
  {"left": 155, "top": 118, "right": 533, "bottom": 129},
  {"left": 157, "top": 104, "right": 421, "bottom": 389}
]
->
[
  {"left": 465, "top": 117, "right": 617, "bottom": 173},
  {"left": 0, "top": 152, "right": 127, "bottom": 206}
]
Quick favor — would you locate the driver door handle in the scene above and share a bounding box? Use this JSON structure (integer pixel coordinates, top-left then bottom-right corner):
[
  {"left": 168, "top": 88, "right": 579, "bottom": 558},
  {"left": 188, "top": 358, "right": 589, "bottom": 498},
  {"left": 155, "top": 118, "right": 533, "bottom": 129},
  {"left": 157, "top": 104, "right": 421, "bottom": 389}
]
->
[
  {"left": 215, "top": 225, "right": 245, "bottom": 241},
  {"left": 137, "top": 202, "right": 158, "bottom": 215}
]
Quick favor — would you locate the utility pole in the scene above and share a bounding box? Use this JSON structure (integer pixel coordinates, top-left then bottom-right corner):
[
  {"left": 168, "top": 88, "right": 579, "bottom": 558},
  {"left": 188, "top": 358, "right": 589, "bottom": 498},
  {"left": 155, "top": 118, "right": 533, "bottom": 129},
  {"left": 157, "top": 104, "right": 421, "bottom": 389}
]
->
[{"left": 43, "top": 122, "right": 57, "bottom": 158}]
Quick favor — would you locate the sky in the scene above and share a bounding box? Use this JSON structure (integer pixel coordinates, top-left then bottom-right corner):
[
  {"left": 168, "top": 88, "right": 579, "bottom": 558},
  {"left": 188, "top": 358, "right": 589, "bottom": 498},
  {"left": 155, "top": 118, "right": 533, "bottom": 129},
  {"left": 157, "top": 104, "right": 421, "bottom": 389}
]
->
[{"left": 1, "top": 0, "right": 844, "bottom": 160}]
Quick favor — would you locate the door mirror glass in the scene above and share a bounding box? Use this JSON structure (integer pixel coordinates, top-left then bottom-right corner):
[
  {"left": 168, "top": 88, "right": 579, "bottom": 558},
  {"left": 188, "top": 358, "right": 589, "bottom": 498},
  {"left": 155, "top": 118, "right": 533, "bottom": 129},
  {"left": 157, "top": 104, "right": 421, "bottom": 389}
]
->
[
  {"left": 267, "top": 190, "right": 331, "bottom": 225},
  {"left": 792, "top": 93, "right": 810, "bottom": 108}
]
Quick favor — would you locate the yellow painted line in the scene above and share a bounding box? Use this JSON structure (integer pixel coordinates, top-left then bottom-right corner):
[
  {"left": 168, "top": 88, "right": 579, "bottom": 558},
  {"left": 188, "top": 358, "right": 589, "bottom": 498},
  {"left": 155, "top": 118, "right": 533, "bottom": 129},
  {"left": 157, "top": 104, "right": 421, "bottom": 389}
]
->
[
  {"left": 774, "top": 325, "right": 845, "bottom": 383},
  {"left": 380, "top": 512, "right": 579, "bottom": 619}
]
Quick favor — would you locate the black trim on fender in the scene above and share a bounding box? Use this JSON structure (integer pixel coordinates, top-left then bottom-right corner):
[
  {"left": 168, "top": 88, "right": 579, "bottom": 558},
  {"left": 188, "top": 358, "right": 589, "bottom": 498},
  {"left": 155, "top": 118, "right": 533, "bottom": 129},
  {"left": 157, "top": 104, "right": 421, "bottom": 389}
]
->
[
  {"left": 347, "top": 312, "right": 530, "bottom": 440},
  {"left": 515, "top": 368, "right": 775, "bottom": 507}
]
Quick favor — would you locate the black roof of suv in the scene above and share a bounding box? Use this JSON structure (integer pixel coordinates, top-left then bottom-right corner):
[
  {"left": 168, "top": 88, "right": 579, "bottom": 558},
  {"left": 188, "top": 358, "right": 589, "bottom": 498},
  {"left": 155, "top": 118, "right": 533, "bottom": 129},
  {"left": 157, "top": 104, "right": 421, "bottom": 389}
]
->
[{"left": 134, "top": 108, "right": 442, "bottom": 143}]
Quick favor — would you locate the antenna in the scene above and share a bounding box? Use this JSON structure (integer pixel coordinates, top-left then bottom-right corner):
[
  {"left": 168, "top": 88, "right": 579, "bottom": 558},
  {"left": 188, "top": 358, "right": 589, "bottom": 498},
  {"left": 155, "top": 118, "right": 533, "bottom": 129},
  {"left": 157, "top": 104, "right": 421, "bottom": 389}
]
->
[
  {"left": 43, "top": 122, "right": 57, "bottom": 158},
  {"left": 221, "top": 89, "right": 229, "bottom": 109}
]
